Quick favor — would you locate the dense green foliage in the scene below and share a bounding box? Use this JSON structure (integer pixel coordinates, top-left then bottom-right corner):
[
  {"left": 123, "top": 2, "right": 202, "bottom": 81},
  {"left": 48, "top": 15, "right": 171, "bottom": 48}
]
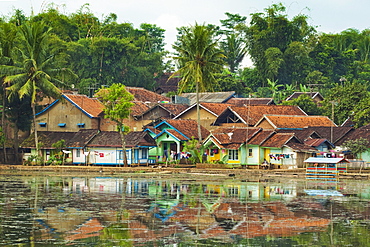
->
[
  {"left": 1, "top": 2, "right": 370, "bottom": 158},
  {"left": 95, "top": 83, "right": 134, "bottom": 166}
]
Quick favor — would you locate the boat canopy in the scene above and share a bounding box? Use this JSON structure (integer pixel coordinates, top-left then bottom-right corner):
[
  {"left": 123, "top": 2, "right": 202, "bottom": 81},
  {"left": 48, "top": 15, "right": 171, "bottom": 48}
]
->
[{"left": 304, "top": 157, "right": 349, "bottom": 164}]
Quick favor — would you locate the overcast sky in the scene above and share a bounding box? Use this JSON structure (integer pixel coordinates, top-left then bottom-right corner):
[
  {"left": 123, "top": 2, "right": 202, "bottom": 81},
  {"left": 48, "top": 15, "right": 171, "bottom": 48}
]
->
[{"left": 1, "top": 0, "right": 369, "bottom": 65}]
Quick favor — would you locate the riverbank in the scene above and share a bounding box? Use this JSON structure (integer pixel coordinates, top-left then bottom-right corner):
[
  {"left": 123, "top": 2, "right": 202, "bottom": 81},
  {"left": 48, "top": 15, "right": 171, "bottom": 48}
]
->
[{"left": 1, "top": 164, "right": 370, "bottom": 179}]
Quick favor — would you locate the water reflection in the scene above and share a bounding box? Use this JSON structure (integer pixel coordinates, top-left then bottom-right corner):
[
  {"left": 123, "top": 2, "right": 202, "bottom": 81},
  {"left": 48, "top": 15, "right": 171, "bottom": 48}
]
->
[{"left": 0, "top": 174, "right": 370, "bottom": 246}]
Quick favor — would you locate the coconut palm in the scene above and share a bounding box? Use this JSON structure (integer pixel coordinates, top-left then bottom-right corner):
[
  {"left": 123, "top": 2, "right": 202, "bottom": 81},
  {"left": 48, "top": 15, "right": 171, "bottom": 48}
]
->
[
  {"left": 0, "top": 22, "right": 73, "bottom": 156},
  {"left": 172, "top": 23, "right": 225, "bottom": 141}
]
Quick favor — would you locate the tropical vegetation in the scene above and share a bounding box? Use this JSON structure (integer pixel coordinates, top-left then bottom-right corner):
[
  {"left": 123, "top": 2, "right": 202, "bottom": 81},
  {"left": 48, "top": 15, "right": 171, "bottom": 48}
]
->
[{"left": 1, "top": 2, "right": 370, "bottom": 163}]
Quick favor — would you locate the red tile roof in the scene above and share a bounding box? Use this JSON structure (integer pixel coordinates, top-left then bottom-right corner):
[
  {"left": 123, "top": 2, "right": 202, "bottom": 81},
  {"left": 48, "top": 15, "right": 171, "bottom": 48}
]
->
[
  {"left": 215, "top": 105, "right": 307, "bottom": 126},
  {"left": 130, "top": 101, "right": 150, "bottom": 116},
  {"left": 261, "top": 133, "right": 296, "bottom": 148},
  {"left": 260, "top": 115, "right": 336, "bottom": 129},
  {"left": 248, "top": 130, "right": 275, "bottom": 145},
  {"left": 305, "top": 138, "right": 329, "bottom": 147},
  {"left": 126, "top": 87, "right": 170, "bottom": 103},
  {"left": 64, "top": 94, "right": 104, "bottom": 118},
  {"left": 209, "top": 127, "right": 261, "bottom": 149},
  {"left": 159, "top": 103, "right": 189, "bottom": 116},
  {"left": 200, "top": 103, "right": 233, "bottom": 116},
  {"left": 164, "top": 119, "right": 210, "bottom": 140}
]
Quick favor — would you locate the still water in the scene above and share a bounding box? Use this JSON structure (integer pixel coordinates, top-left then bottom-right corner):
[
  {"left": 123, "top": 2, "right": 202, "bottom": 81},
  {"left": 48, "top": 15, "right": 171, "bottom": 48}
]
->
[{"left": 1, "top": 173, "right": 370, "bottom": 246}]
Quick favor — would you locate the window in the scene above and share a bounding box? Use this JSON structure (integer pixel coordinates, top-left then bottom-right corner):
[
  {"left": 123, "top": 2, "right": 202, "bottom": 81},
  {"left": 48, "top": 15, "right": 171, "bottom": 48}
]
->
[
  {"left": 229, "top": 150, "right": 239, "bottom": 160},
  {"left": 77, "top": 123, "right": 85, "bottom": 128},
  {"left": 248, "top": 148, "right": 253, "bottom": 157},
  {"left": 58, "top": 123, "right": 66, "bottom": 127},
  {"left": 141, "top": 149, "right": 148, "bottom": 159},
  {"left": 39, "top": 122, "right": 47, "bottom": 127},
  {"left": 76, "top": 149, "right": 81, "bottom": 158},
  {"left": 119, "top": 150, "right": 123, "bottom": 160}
]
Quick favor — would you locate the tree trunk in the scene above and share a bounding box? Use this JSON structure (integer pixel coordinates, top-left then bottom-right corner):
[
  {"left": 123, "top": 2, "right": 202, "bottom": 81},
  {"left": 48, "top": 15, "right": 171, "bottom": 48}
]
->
[
  {"left": 119, "top": 127, "right": 128, "bottom": 167},
  {"left": 196, "top": 81, "right": 202, "bottom": 142},
  {"left": 2, "top": 88, "right": 8, "bottom": 163},
  {"left": 13, "top": 123, "right": 20, "bottom": 164},
  {"left": 32, "top": 103, "right": 39, "bottom": 157}
]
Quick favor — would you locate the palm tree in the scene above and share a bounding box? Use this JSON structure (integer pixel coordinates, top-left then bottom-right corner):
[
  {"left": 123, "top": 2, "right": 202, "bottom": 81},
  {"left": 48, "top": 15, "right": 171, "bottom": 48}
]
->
[
  {"left": 0, "top": 22, "right": 72, "bottom": 157},
  {"left": 172, "top": 23, "right": 225, "bottom": 141},
  {"left": 220, "top": 33, "right": 247, "bottom": 73}
]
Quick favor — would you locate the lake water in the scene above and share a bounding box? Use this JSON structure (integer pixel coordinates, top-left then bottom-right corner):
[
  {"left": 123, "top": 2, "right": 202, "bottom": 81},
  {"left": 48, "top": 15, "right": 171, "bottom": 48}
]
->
[{"left": 1, "top": 173, "right": 370, "bottom": 246}]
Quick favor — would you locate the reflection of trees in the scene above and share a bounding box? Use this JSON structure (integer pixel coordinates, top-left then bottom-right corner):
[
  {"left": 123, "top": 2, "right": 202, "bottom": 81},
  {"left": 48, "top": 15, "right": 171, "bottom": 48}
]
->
[{"left": 3, "top": 176, "right": 370, "bottom": 245}]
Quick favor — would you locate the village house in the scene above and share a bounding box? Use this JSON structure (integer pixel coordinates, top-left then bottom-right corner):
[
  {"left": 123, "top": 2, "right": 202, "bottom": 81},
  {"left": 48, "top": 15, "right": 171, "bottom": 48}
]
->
[
  {"left": 85, "top": 131, "right": 157, "bottom": 166},
  {"left": 212, "top": 105, "right": 307, "bottom": 128},
  {"left": 174, "top": 102, "right": 232, "bottom": 131},
  {"left": 202, "top": 127, "right": 261, "bottom": 166},
  {"left": 145, "top": 119, "right": 210, "bottom": 163},
  {"left": 35, "top": 93, "right": 106, "bottom": 132}
]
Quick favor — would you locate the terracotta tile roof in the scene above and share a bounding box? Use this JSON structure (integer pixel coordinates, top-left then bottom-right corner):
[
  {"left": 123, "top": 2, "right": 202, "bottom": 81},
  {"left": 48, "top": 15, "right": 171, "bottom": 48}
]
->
[
  {"left": 164, "top": 119, "right": 210, "bottom": 140},
  {"left": 277, "top": 129, "right": 321, "bottom": 142},
  {"left": 285, "top": 142, "right": 319, "bottom": 152},
  {"left": 304, "top": 138, "right": 329, "bottom": 147},
  {"left": 159, "top": 103, "right": 188, "bottom": 116},
  {"left": 306, "top": 126, "right": 353, "bottom": 144},
  {"left": 68, "top": 129, "right": 99, "bottom": 147},
  {"left": 335, "top": 124, "right": 370, "bottom": 146},
  {"left": 130, "top": 101, "right": 150, "bottom": 116},
  {"left": 209, "top": 127, "right": 261, "bottom": 149},
  {"left": 248, "top": 130, "right": 275, "bottom": 145},
  {"left": 64, "top": 94, "right": 104, "bottom": 118},
  {"left": 87, "top": 131, "right": 156, "bottom": 148},
  {"left": 126, "top": 87, "right": 170, "bottom": 103},
  {"left": 226, "top": 97, "right": 274, "bottom": 106},
  {"left": 200, "top": 102, "right": 233, "bottom": 116},
  {"left": 166, "top": 129, "right": 188, "bottom": 141},
  {"left": 154, "top": 72, "right": 180, "bottom": 94},
  {"left": 212, "top": 127, "right": 261, "bottom": 143},
  {"left": 214, "top": 105, "right": 307, "bottom": 126},
  {"left": 261, "top": 115, "right": 336, "bottom": 129},
  {"left": 261, "top": 133, "right": 296, "bottom": 148}
]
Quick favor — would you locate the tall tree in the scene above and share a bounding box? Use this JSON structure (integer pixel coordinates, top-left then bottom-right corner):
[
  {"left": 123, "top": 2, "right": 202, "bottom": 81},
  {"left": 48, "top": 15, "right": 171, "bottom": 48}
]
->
[
  {"left": 0, "top": 22, "right": 17, "bottom": 162},
  {"left": 245, "top": 3, "right": 316, "bottom": 85},
  {"left": 321, "top": 81, "right": 369, "bottom": 125},
  {"left": 219, "top": 13, "right": 248, "bottom": 73},
  {"left": 0, "top": 22, "right": 72, "bottom": 155},
  {"left": 172, "top": 23, "right": 225, "bottom": 141},
  {"left": 95, "top": 83, "right": 134, "bottom": 167}
]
